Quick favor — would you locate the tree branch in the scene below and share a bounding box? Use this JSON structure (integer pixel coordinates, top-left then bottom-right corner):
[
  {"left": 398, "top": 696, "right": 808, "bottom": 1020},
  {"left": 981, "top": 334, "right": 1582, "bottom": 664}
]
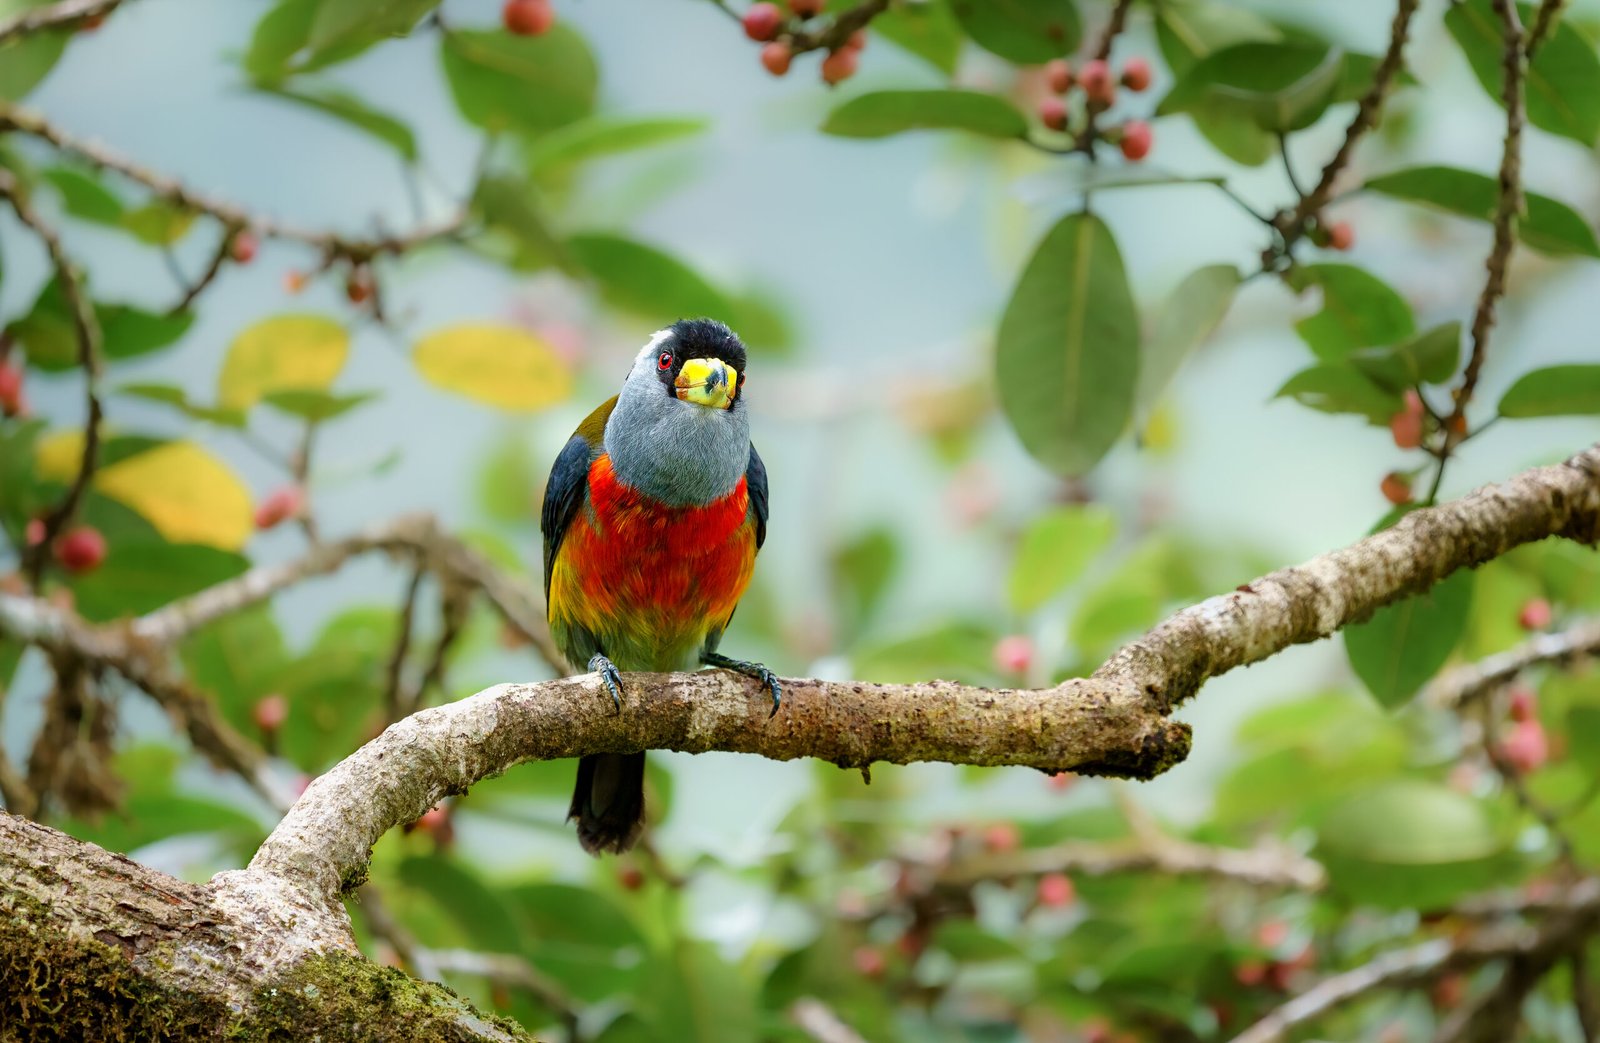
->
[
  {"left": 0, "top": 0, "right": 122, "bottom": 45},
  {"left": 936, "top": 834, "right": 1325, "bottom": 891},
  {"left": 1423, "top": 617, "right": 1600, "bottom": 709},
  {"left": 1525, "top": 0, "right": 1565, "bottom": 58}
]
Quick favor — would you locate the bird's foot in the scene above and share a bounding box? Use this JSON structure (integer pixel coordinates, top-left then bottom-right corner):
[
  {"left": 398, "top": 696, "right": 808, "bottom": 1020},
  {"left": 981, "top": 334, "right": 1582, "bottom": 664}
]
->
[
  {"left": 588, "top": 654, "right": 625, "bottom": 714},
  {"left": 702, "top": 652, "right": 782, "bottom": 718}
]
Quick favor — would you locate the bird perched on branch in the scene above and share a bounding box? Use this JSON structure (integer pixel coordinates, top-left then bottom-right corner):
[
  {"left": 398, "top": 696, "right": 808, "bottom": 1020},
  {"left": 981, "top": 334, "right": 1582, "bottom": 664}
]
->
[{"left": 541, "top": 319, "right": 778, "bottom": 855}]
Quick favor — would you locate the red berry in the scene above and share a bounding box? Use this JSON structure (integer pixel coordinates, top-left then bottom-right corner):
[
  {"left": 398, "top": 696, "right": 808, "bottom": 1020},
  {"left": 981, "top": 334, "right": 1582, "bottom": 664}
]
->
[
  {"left": 842, "top": 29, "right": 867, "bottom": 52},
  {"left": 0, "top": 365, "right": 22, "bottom": 417},
  {"left": 1120, "top": 57, "right": 1152, "bottom": 92},
  {"left": 230, "top": 232, "right": 258, "bottom": 264},
  {"left": 1502, "top": 718, "right": 1549, "bottom": 774},
  {"left": 24, "top": 518, "right": 45, "bottom": 547},
  {"left": 1045, "top": 58, "right": 1073, "bottom": 93},
  {"left": 502, "top": 0, "right": 555, "bottom": 36},
  {"left": 1078, "top": 59, "right": 1115, "bottom": 105},
  {"left": 760, "top": 41, "right": 792, "bottom": 75},
  {"left": 1390, "top": 409, "right": 1423, "bottom": 449},
  {"left": 1328, "top": 221, "right": 1355, "bottom": 251},
  {"left": 418, "top": 802, "right": 450, "bottom": 833},
  {"left": 993, "top": 634, "right": 1034, "bottom": 675},
  {"left": 1448, "top": 413, "right": 1468, "bottom": 436},
  {"left": 851, "top": 945, "right": 886, "bottom": 979},
  {"left": 820, "top": 47, "right": 857, "bottom": 85},
  {"left": 1380, "top": 471, "right": 1412, "bottom": 506},
  {"left": 253, "top": 693, "right": 289, "bottom": 732},
  {"left": 1508, "top": 685, "right": 1537, "bottom": 723},
  {"left": 346, "top": 268, "right": 374, "bottom": 305},
  {"left": 1431, "top": 973, "right": 1466, "bottom": 1011},
  {"left": 1036, "top": 872, "right": 1076, "bottom": 908},
  {"left": 743, "top": 2, "right": 783, "bottom": 41},
  {"left": 1037, "top": 96, "right": 1068, "bottom": 132},
  {"left": 55, "top": 526, "right": 106, "bottom": 574},
  {"left": 1255, "top": 919, "right": 1289, "bottom": 948},
  {"left": 1518, "top": 598, "right": 1553, "bottom": 630},
  {"left": 79, "top": 13, "right": 104, "bottom": 31},
  {"left": 1046, "top": 770, "right": 1077, "bottom": 792},
  {"left": 788, "top": 0, "right": 823, "bottom": 16},
  {"left": 1119, "top": 119, "right": 1152, "bottom": 161},
  {"left": 284, "top": 270, "right": 308, "bottom": 294},
  {"left": 1234, "top": 959, "right": 1267, "bottom": 987},
  {"left": 617, "top": 866, "right": 646, "bottom": 891},
  {"left": 254, "top": 486, "right": 305, "bottom": 531},
  {"left": 983, "top": 822, "right": 1020, "bottom": 853}
]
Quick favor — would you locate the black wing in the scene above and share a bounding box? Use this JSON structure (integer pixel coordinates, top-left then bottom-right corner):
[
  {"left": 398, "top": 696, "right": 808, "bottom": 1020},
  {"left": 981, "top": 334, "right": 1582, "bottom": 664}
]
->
[
  {"left": 541, "top": 433, "right": 594, "bottom": 602},
  {"left": 747, "top": 443, "right": 768, "bottom": 552}
]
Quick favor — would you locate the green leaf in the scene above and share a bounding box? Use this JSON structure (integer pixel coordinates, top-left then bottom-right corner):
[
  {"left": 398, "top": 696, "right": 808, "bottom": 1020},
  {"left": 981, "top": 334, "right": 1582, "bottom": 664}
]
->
[
  {"left": 1498, "top": 364, "right": 1600, "bottom": 417},
  {"left": 259, "top": 85, "right": 418, "bottom": 161},
  {"left": 243, "top": 0, "right": 315, "bottom": 84},
  {"left": 120, "top": 200, "right": 196, "bottom": 246},
  {"left": 1365, "top": 166, "right": 1600, "bottom": 258},
  {"left": 260, "top": 388, "right": 379, "bottom": 422},
  {"left": 396, "top": 854, "right": 523, "bottom": 954},
  {"left": 1446, "top": 0, "right": 1600, "bottom": 146},
  {"left": 1287, "top": 263, "right": 1415, "bottom": 361},
  {"left": 440, "top": 27, "right": 598, "bottom": 135},
  {"left": 1158, "top": 41, "right": 1345, "bottom": 133},
  {"left": 1569, "top": 706, "right": 1600, "bottom": 776},
  {"left": 42, "top": 166, "right": 125, "bottom": 225},
  {"left": 100, "top": 304, "right": 195, "bottom": 361},
  {"left": 996, "top": 212, "right": 1139, "bottom": 477},
  {"left": 1154, "top": 0, "right": 1280, "bottom": 77},
  {"left": 1345, "top": 509, "right": 1475, "bottom": 707},
  {"left": 1135, "top": 264, "right": 1240, "bottom": 422},
  {"left": 71, "top": 541, "right": 250, "bottom": 622},
  {"left": 307, "top": 0, "right": 438, "bottom": 55},
  {"left": 180, "top": 604, "right": 288, "bottom": 732},
  {"left": 822, "top": 90, "right": 1028, "bottom": 140},
  {"left": 854, "top": 621, "right": 999, "bottom": 686},
  {"left": 637, "top": 940, "right": 759, "bottom": 1043},
  {"left": 1008, "top": 505, "right": 1116, "bottom": 614},
  {"left": 472, "top": 176, "right": 574, "bottom": 273},
  {"left": 5, "top": 280, "right": 193, "bottom": 370},
  {"left": 568, "top": 233, "right": 733, "bottom": 321},
  {"left": 1274, "top": 363, "right": 1401, "bottom": 424},
  {"left": 949, "top": 0, "right": 1080, "bottom": 63},
  {"left": 1348, "top": 322, "right": 1461, "bottom": 391},
  {"left": 872, "top": 0, "right": 964, "bottom": 74},
  {"left": 508, "top": 883, "right": 648, "bottom": 1003},
  {"left": 524, "top": 115, "right": 707, "bottom": 174},
  {"left": 0, "top": 23, "right": 66, "bottom": 101},
  {"left": 475, "top": 435, "right": 538, "bottom": 525},
  {"left": 832, "top": 527, "right": 899, "bottom": 637},
  {"left": 117, "top": 383, "right": 247, "bottom": 427}
]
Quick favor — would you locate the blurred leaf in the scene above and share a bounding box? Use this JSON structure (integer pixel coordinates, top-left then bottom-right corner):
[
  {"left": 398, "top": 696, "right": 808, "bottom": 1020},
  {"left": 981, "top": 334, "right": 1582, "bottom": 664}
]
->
[
  {"left": 0, "top": 13, "right": 66, "bottom": 101},
  {"left": 1155, "top": 0, "right": 1279, "bottom": 76},
  {"left": 1345, "top": 509, "right": 1474, "bottom": 707},
  {"left": 509, "top": 883, "right": 648, "bottom": 1003},
  {"left": 1008, "top": 505, "right": 1115, "bottom": 614},
  {"left": 822, "top": 90, "right": 1028, "bottom": 139},
  {"left": 260, "top": 388, "right": 379, "bottom": 422},
  {"left": 101, "top": 304, "right": 195, "bottom": 361},
  {"left": 949, "top": 0, "right": 1080, "bottom": 63},
  {"left": 1158, "top": 41, "right": 1344, "bottom": 133},
  {"left": 832, "top": 527, "right": 899, "bottom": 637},
  {"left": 117, "top": 383, "right": 247, "bottom": 427},
  {"left": 259, "top": 85, "right": 418, "bottom": 160},
  {"left": 308, "top": 0, "right": 438, "bottom": 52},
  {"left": 396, "top": 854, "right": 523, "bottom": 953},
  {"left": 120, "top": 200, "right": 196, "bottom": 246},
  {"left": 1348, "top": 322, "right": 1461, "bottom": 391},
  {"left": 93, "top": 441, "right": 256, "bottom": 551},
  {"left": 854, "top": 621, "right": 998, "bottom": 685},
  {"left": 932, "top": 921, "right": 1024, "bottom": 961},
  {"left": 71, "top": 541, "right": 250, "bottom": 621},
  {"left": 60, "top": 744, "right": 261, "bottom": 856},
  {"left": 7, "top": 280, "right": 191, "bottom": 370},
  {"left": 440, "top": 27, "right": 598, "bottom": 135},
  {"left": 996, "top": 212, "right": 1139, "bottom": 477},
  {"left": 218, "top": 314, "right": 349, "bottom": 409},
  {"left": 872, "top": 0, "right": 964, "bottom": 74},
  {"left": 276, "top": 607, "right": 393, "bottom": 770},
  {"left": 1135, "top": 264, "right": 1240, "bottom": 424},
  {"left": 1446, "top": 0, "right": 1600, "bottom": 146},
  {"left": 35, "top": 431, "right": 168, "bottom": 481},
  {"left": 1570, "top": 707, "right": 1600, "bottom": 776},
  {"left": 475, "top": 434, "right": 538, "bottom": 524},
  {"left": 567, "top": 233, "right": 732, "bottom": 321},
  {"left": 638, "top": 939, "right": 758, "bottom": 1043},
  {"left": 524, "top": 114, "right": 707, "bottom": 174},
  {"left": 243, "top": 0, "right": 316, "bottom": 83},
  {"left": 42, "top": 166, "right": 125, "bottom": 224},
  {"left": 181, "top": 604, "right": 288, "bottom": 732},
  {"left": 1365, "top": 166, "right": 1600, "bottom": 257},
  {"left": 472, "top": 176, "right": 574, "bottom": 273},
  {"left": 1274, "top": 363, "right": 1401, "bottom": 424},
  {"left": 1287, "top": 263, "right": 1415, "bottom": 361},
  {"left": 724, "top": 287, "right": 793, "bottom": 355},
  {"left": 1498, "top": 365, "right": 1600, "bottom": 418},
  {"left": 413, "top": 323, "right": 573, "bottom": 412}
]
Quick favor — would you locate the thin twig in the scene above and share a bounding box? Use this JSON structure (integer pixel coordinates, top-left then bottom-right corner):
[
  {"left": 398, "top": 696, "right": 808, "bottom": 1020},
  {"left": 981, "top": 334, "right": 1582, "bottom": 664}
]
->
[
  {"left": 1525, "top": 0, "right": 1566, "bottom": 58},
  {"left": 0, "top": 0, "right": 122, "bottom": 45},
  {"left": 424, "top": 948, "right": 580, "bottom": 1033},
  {"left": 937, "top": 834, "right": 1325, "bottom": 891},
  {"left": 0, "top": 169, "right": 104, "bottom": 586},
  {"left": 166, "top": 229, "right": 237, "bottom": 315},
  {"left": 403, "top": 584, "right": 469, "bottom": 717},
  {"left": 1423, "top": 618, "right": 1600, "bottom": 709},
  {"left": 383, "top": 563, "right": 424, "bottom": 722},
  {"left": 1090, "top": 0, "right": 1134, "bottom": 62},
  {"left": 791, "top": 998, "right": 869, "bottom": 1043}
]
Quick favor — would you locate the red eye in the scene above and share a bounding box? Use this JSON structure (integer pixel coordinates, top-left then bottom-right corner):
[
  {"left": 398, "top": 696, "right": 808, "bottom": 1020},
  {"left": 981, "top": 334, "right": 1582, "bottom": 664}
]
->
[{"left": 657, "top": 351, "right": 672, "bottom": 370}]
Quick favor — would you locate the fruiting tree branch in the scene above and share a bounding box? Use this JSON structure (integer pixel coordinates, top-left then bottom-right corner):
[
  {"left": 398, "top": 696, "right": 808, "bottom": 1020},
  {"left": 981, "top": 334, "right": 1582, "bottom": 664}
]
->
[
  {"left": 249, "top": 444, "right": 1600, "bottom": 906},
  {"left": 0, "top": 101, "right": 467, "bottom": 263},
  {"left": 936, "top": 833, "right": 1326, "bottom": 892},
  {"left": 1423, "top": 617, "right": 1600, "bottom": 709},
  {"left": 0, "top": 168, "right": 104, "bottom": 585},
  {"left": 0, "top": 0, "right": 123, "bottom": 45}
]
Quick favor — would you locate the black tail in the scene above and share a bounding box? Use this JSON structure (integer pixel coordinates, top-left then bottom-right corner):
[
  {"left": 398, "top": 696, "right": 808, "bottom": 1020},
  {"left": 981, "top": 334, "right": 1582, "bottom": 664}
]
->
[{"left": 569, "top": 752, "right": 646, "bottom": 855}]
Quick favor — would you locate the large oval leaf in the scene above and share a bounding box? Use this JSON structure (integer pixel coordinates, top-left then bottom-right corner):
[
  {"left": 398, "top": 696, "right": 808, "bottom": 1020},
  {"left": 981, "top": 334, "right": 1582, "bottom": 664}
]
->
[
  {"left": 440, "top": 26, "right": 597, "bottom": 135},
  {"left": 1159, "top": 41, "right": 1344, "bottom": 133},
  {"left": 412, "top": 323, "right": 572, "bottom": 411},
  {"left": 1008, "top": 505, "right": 1116, "bottom": 614},
  {"left": 1446, "top": 0, "right": 1600, "bottom": 146},
  {"left": 524, "top": 115, "right": 707, "bottom": 174},
  {"left": 822, "top": 90, "right": 1028, "bottom": 139},
  {"left": 1135, "top": 264, "right": 1240, "bottom": 423},
  {"left": 566, "top": 233, "right": 733, "bottom": 321},
  {"left": 218, "top": 314, "right": 349, "bottom": 410},
  {"left": 93, "top": 441, "right": 256, "bottom": 551},
  {"left": 1366, "top": 166, "right": 1600, "bottom": 258},
  {"left": 949, "top": 0, "right": 1080, "bottom": 63},
  {"left": 997, "top": 213, "right": 1139, "bottom": 476},
  {"left": 1287, "top": 264, "right": 1415, "bottom": 361},
  {"left": 1498, "top": 364, "right": 1600, "bottom": 417}
]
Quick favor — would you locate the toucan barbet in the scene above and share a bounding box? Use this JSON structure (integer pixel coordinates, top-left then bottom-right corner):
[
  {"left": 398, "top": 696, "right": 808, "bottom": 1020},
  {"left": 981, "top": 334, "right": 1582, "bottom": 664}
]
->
[{"left": 540, "top": 318, "right": 778, "bottom": 855}]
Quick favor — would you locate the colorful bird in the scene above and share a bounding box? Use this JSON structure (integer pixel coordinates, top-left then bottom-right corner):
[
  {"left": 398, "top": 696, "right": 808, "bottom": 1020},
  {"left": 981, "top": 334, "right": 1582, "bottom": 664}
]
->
[{"left": 541, "top": 319, "right": 778, "bottom": 855}]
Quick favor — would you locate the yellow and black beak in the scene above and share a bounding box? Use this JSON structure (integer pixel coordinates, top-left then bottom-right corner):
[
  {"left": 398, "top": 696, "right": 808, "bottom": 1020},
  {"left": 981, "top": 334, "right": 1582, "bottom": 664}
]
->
[{"left": 674, "top": 357, "right": 738, "bottom": 410}]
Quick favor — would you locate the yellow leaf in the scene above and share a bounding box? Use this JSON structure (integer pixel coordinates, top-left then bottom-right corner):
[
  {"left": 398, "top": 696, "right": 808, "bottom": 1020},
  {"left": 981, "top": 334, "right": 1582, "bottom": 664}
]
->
[
  {"left": 413, "top": 323, "right": 573, "bottom": 411},
  {"left": 34, "top": 430, "right": 85, "bottom": 482},
  {"left": 218, "top": 314, "right": 349, "bottom": 409},
  {"left": 94, "top": 442, "right": 254, "bottom": 551}
]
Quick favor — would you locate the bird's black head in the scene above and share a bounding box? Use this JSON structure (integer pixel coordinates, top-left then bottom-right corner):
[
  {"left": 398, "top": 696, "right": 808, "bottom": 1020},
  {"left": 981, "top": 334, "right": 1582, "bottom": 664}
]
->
[{"left": 648, "top": 318, "right": 748, "bottom": 408}]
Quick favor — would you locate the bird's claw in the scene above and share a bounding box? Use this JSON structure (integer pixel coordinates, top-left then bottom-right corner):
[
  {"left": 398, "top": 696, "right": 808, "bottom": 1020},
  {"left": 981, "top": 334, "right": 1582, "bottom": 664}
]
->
[
  {"left": 588, "top": 654, "right": 624, "bottom": 714},
  {"left": 703, "top": 652, "right": 782, "bottom": 718}
]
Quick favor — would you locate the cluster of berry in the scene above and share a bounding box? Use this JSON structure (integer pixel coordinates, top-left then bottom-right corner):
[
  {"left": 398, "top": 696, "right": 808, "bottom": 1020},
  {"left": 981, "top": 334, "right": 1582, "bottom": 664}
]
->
[
  {"left": 743, "top": 1, "right": 865, "bottom": 84},
  {"left": 1038, "top": 57, "right": 1152, "bottom": 161}
]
